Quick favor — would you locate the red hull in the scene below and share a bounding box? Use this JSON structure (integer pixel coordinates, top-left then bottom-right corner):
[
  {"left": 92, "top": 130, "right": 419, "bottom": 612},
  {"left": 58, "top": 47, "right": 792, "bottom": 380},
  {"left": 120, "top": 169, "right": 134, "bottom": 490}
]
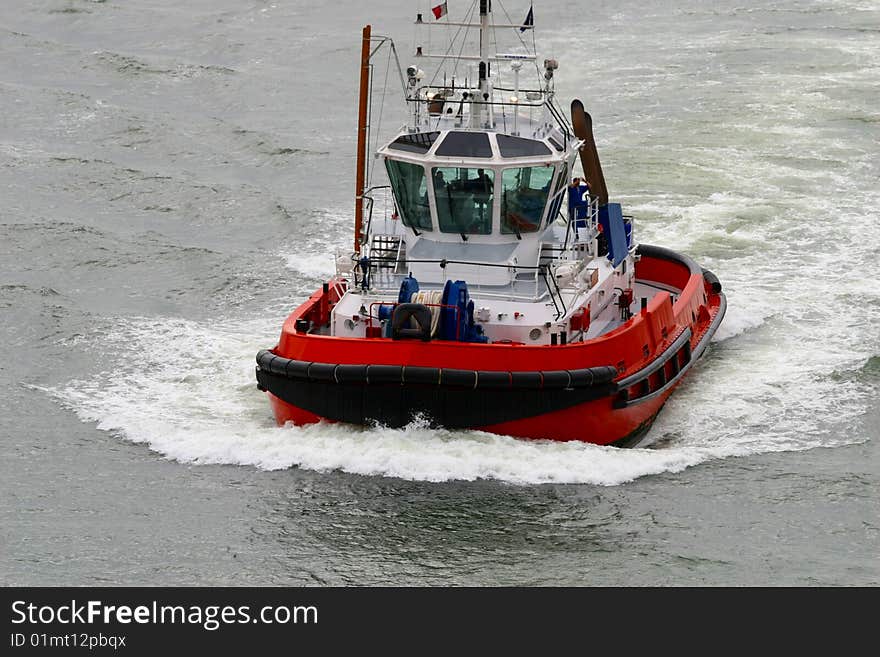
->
[
  {"left": 258, "top": 248, "right": 725, "bottom": 446},
  {"left": 266, "top": 389, "right": 668, "bottom": 446}
]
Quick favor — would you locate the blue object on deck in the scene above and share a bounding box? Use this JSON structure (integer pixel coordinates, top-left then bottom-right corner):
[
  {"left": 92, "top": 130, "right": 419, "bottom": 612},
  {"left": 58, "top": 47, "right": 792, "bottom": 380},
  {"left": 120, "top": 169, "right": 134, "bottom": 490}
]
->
[
  {"left": 398, "top": 275, "right": 419, "bottom": 304},
  {"left": 567, "top": 183, "right": 590, "bottom": 228},
  {"left": 440, "top": 280, "right": 466, "bottom": 341},
  {"left": 358, "top": 256, "right": 371, "bottom": 290},
  {"left": 598, "top": 203, "right": 628, "bottom": 267},
  {"left": 377, "top": 304, "right": 395, "bottom": 322},
  {"left": 624, "top": 216, "right": 633, "bottom": 249},
  {"left": 440, "top": 280, "right": 488, "bottom": 343}
]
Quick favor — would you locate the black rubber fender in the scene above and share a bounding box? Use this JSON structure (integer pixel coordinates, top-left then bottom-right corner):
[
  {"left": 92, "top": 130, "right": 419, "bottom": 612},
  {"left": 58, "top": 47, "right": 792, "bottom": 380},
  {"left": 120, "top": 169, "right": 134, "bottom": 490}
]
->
[
  {"left": 541, "top": 370, "right": 572, "bottom": 389},
  {"left": 476, "top": 371, "right": 512, "bottom": 389},
  {"left": 255, "top": 350, "right": 278, "bottom": 373},
  {"left": 335, "top": 364, "right": 368, "bottom": 384},
  {"left": 366, "top": 364, "right": 402, "bottom": 385},
  {"left": 307, "top": 362, "right": 337, "bottom": 382},
  {"left": 571, "top": 365, "right": 618, "bottom": 385},
  {"left": 441, "top": 369, "right": 477, "bottom": 388},
  {"left": 702, "top": 268, "right": 722, "bottom": 294},
  {"left": 511, "top": 371, "right": 542, "bottom": 389},
  {"left": 285, "top": 359, "right": 311, "bottom": 379},
  {"left": 255, "top": 352, "right": 619, "bottom": 391},
  {"left": 402, "top": 365, "right": 440, "bottom": 385},
  {"left": 567, "top": 368, "right": 596, "bottom": 387}
]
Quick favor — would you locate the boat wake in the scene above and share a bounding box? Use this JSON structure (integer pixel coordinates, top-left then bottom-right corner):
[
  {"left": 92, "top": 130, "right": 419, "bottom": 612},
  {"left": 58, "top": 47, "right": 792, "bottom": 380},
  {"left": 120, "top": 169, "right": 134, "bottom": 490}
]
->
[
  {"left": 39, "top": 308, "right": 875, "bottom": 486},
  {"left": 278, "top": 208, "right": 349, "bottom": 280},
  {"left": 282, "top": 249, "right": 336, "bottom": 281}
]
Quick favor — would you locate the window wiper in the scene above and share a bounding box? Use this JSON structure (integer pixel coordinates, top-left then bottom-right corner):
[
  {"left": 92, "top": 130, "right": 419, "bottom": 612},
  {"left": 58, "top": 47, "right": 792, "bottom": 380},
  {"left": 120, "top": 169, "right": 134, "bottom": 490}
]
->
[
  {"left": 503, "top": 212, "right": 522, "bottom": 240},
  {"left": 446, "top": 187, "right": 467, "bottom": 241},
  {"left": 501, "top": 193, "right": 520, "bottom": 239}
]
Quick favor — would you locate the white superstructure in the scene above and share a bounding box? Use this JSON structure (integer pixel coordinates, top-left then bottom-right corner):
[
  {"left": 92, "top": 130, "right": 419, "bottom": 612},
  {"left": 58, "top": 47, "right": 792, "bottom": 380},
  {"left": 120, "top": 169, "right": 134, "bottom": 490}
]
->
[{"left": 332, "top": 1, "right": 640, "bottom": 346}]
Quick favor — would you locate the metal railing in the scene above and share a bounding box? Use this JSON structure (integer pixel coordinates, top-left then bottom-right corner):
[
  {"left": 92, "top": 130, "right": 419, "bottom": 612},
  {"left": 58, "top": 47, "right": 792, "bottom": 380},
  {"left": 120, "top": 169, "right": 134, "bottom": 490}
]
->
[
  {"left": 351, "top": 255, "right": 572, "bottom": 320},
  {"left": 408, "top": 89, "right": 572, "bottom": 143}
]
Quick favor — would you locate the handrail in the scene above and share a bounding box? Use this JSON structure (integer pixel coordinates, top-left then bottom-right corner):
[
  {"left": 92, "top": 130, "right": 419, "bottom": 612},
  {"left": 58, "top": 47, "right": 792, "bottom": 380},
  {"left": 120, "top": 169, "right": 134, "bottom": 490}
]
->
[
  {"left": 546, "top": 100, "right": 571, "bottom": 148},
  {"left": 540, "top": 265, "right": 567, "bottom": 321},
  {"left": 408, "top": 97, "right": 546, "bottom": 109},
  {"left": 354, "top": 252, "right": 577, "bottom": 314},
  {"left": 360, "top": 184, "right": 392, "bottom": 245},
  {"left": 407, "top": 95, "right": 573, "bottom": 144}
]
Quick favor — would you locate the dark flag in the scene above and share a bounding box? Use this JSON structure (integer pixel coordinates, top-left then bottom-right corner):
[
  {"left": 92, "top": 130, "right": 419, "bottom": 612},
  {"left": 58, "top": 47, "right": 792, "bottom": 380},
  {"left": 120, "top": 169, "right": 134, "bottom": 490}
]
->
[{"left": 520, "top": 5, "right": 534, "bottom": 32}]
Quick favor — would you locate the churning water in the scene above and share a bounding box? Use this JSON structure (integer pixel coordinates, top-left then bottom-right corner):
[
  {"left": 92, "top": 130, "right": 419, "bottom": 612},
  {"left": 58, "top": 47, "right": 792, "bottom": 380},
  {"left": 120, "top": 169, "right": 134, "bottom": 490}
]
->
[{"left": 2, "top": 0, "right": 878, "bottom": 585}]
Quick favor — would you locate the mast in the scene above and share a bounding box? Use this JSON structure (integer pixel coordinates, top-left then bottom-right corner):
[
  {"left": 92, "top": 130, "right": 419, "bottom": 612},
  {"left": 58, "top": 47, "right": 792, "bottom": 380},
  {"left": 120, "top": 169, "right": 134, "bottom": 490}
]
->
[
  {"left": 473, "top": 0, "right": 490, "bottom": 129},
  {"left": 354, "top": 24, "right": 371, "bottom": 254}
]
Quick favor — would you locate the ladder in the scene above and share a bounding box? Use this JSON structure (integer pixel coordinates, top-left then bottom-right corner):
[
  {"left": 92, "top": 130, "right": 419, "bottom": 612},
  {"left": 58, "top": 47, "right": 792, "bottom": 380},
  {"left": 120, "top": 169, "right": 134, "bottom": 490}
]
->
[{"left": 369, "top": 234, "right": 403, "bottom": 271}]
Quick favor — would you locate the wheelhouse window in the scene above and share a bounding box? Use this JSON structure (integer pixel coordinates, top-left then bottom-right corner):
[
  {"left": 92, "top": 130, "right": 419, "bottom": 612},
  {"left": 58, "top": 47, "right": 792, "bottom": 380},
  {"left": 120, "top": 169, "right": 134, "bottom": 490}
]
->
[
  {"left": 388, "top": 131, "right": 440, "bottom": 154},
  {"left": 434, "top": 131, "right": 493, "bottom": 158},
  {"left": 496, "top": 134, "right": 552, "bottom": 157},
  {"left": 500, "top": 165, "right": 555, "bottom": 235},
  {"left": 385, "top": 159, "right": 432, "bottom": 231},
  {"left": 545, "top": 167, "right": 567, "bottom": 226},
  {"left": 432, "top": 166, "right": 494, "bottom": 236}
]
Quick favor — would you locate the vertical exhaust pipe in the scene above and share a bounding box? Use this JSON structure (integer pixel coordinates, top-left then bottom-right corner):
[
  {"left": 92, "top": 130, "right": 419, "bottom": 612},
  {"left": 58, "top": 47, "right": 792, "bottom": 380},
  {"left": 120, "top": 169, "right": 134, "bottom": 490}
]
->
[{"left": 570, "top": 99, "right": 609, "bottom": 206}]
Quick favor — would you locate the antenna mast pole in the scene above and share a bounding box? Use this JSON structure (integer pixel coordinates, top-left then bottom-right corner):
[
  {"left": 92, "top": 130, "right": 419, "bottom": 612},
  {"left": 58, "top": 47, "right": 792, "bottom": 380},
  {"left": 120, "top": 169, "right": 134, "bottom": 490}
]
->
[
  {"left": 354, "top": 24, "right": 371, "bottom": 254},
  {"left": 473, "top": 0, "right": 490, "bottom": 128}
]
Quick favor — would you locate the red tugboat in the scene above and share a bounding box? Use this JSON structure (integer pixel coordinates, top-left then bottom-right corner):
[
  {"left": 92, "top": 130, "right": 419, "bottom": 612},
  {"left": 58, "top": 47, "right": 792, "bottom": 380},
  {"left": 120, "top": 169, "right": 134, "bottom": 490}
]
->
[{"left": 256, "top": 3, "right": 726, "bottom": 447}]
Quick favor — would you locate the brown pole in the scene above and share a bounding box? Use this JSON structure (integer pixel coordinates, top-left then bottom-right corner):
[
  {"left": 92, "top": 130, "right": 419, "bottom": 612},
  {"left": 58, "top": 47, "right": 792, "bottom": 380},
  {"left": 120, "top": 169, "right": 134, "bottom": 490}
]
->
[
  {"left": 570, "top": 99, "right": 609, "bottom": 206},
  {"left": 354, "top": 24, "right": 371, "bottom": 254}
]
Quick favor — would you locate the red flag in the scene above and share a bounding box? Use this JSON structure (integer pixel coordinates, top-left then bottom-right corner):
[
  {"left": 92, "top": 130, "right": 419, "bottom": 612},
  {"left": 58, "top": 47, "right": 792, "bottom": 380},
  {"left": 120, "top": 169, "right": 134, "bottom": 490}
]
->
[{"left": 432, "top": 2, "right": 448, "bottom": 19}]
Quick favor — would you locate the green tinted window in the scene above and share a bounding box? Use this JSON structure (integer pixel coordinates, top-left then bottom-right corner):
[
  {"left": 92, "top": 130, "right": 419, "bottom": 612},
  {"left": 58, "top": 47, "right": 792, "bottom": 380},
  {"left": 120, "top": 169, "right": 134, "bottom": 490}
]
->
[
  {"left": 431, "top": 167, "right": 494, "bottom": 235},
  {"left": 500, "top": 166, "right": 554, "bottom": 234},
  {"left": 385, "top": 159, "right": 432, "bottom": 231},
  {"left": 545, "top": 167, "right": 567, "bottom": 225}
]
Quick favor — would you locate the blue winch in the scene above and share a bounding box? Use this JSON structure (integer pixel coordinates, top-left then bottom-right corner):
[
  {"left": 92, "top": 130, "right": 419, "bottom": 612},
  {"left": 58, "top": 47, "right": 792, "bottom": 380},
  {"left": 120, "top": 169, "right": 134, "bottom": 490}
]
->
[
  {"left": 386, "top": 275, "right": 486, "bottom": 343},
  {"left": 440, "top": 279, "right": 487, "bottom": 343}
]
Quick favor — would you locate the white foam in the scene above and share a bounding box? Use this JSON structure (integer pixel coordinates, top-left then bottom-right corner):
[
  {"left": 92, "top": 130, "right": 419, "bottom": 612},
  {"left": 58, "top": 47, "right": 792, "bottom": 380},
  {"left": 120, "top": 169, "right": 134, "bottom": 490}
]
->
[
  {"left": 40, "top": 303, "right": 875, "bottom": 486},
  {"left": 279, "top": 207, "right": 350, "bottom": 280},
  {"left": 283, "top": 251, "right": 336, "bottom": 279},
  {"left": 710, "top": 303, "right": 770, "bottom": 342},
  {"left": 44, "top": 314, "right": 688, "bottom": 485}
]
